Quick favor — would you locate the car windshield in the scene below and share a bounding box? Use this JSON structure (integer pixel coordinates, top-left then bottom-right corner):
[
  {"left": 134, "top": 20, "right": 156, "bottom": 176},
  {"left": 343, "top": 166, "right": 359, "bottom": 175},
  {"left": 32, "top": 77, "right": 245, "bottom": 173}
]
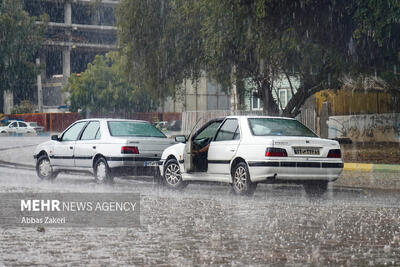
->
[
  {"left": 248, "top": 118, "right": 317, "bottom": 137},
  {"left": 28, "top": 122, "right": 38, "bottom": 126},
  {"left": 108, "top": 121, "right": 166, "bottom": 138}
]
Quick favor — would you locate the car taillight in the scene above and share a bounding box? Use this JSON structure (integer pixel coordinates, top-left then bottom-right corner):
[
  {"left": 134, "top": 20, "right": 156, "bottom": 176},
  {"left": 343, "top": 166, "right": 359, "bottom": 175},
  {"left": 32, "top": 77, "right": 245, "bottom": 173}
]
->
[
  {"left": 327, "top": 149, "right": 341, "bottom": 158},
  {"left": 121, "top": 146, "right": 139, "bottom": 154},
  {"left": 265, "top": 147, "right": 287, "bottom": 157}
]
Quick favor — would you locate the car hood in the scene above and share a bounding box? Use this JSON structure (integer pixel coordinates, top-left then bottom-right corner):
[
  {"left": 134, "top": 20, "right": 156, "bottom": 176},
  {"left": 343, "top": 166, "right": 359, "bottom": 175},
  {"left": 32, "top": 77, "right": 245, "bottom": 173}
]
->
[
  {"left": 34, "top": 140, "right": 56, "bottom": 155},
  {"left": 161, "top": 143, "right": 185, "bottom": 159}
]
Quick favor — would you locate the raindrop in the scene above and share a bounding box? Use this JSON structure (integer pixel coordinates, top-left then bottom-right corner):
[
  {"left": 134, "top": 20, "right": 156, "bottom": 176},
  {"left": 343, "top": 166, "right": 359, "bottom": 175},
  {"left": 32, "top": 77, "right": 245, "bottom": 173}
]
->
[
  {"left": 383, "top": 245, "right": 391, "bottom": 253},
  {"left": 348, "top": 37, "right": 356, "bottom": 55}
]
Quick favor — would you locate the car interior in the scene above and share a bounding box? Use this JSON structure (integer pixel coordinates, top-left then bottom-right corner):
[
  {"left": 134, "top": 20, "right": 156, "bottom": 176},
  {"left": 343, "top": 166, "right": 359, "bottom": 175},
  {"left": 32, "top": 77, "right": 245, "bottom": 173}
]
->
[{"left": 191, "top": 119, "right": 223, "bottom": 172}]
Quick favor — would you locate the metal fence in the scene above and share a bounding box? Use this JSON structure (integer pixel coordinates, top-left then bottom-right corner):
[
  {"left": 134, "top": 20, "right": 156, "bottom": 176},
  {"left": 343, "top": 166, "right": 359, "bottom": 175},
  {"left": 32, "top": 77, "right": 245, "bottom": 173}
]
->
[
  {"left": 296, "top": 108, "right": 317, "bottom": 133},
  {"left": 182, "top": 109, "right": 317, "bottom": 135}
]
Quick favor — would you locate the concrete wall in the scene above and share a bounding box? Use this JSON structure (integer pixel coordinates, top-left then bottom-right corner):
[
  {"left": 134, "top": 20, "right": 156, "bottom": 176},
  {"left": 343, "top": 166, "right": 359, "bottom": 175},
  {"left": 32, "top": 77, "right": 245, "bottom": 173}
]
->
[
  {"left": 327, "top": 113, "right": 400, "bottom": 142},
  {"left": 161, "top": 75, "right": 231, "bottom": 112}
]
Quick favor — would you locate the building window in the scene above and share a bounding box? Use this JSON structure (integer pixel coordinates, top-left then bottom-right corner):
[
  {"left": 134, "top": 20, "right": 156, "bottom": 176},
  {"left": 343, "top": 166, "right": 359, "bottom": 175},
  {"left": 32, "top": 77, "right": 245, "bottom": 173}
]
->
[
  {"left": 251, "top": 92, "right": 263, "bottom": 111},
  {"left": 278, "top": 88, "right": 293, "bottom": 110},
  {"left": 279, "top": 89, "right": 287, "bottom": 109}
]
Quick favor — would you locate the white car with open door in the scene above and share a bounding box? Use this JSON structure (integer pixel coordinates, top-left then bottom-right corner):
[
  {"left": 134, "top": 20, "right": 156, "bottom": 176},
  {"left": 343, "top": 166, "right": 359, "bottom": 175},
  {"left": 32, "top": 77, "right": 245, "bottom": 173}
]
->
[
  {"left": 159, "top": 116, "right": 343, "bottom": 196},
  {"left": 34, "top": 118, "right": 176, "bottom": 183}
]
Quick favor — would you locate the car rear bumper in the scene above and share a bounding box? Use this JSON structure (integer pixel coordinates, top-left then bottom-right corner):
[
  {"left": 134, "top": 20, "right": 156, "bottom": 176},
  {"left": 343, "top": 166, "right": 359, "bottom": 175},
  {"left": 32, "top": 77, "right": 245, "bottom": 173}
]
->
[
  {"left": 110, "top": 166, "right": 159, "bottom": 177},
  {"left": 247, "top": 160, "right": 343, "bottom": 183},
  {"left": 106, "top": 156, "right": 160, "bottom": 168}
]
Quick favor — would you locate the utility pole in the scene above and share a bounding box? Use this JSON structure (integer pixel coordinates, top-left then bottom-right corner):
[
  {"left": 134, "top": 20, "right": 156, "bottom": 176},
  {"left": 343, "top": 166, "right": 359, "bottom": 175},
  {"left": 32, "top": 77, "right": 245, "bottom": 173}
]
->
[{"left": 36, "top": 58, "right": 43, "bottom": 112}]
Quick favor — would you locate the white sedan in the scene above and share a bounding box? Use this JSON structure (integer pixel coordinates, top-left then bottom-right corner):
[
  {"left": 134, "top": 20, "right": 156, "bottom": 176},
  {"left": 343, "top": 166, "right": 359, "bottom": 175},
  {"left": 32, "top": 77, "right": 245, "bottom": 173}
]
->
[
  {"left": 34, "top": 119, "right": 176, "bottom": 183},
  {"left": 159, "top": 116, "right": 343, "bottom": 196},
  {"left": 0, "top": 120, "right": 37, "bottom": 134}
]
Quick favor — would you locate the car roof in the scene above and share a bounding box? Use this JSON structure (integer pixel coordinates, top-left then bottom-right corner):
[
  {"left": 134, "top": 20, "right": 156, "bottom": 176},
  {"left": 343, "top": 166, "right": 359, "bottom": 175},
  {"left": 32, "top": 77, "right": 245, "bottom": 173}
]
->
[
  {"left": 75, "top": 118, "right": 149, "bottom": 123},
  {"left": 225, "top": 115, "right": 296, "bottom": 120}
]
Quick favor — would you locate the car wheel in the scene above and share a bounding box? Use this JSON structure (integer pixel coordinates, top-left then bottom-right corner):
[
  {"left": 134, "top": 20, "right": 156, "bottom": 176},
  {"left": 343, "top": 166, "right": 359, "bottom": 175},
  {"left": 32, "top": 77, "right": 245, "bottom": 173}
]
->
[
  {"left": 303, "top": 181, "right": 328, "bottom": 198},
  {"left": 163, "top": 159, "right": 188, "bottom": 190},
  {"left": 232, "top": 162, "right": 257, "bottom": 196},
  {"left": 36, "top": 155, "right": 57, "bottom": 180},
  {"left": 94, "top": 157, "right": 113, "bottom": 184}
]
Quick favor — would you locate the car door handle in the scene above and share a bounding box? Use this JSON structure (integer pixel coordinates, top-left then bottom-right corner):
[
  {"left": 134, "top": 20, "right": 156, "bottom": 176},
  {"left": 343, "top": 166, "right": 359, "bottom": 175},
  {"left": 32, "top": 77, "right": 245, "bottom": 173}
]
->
[
  {"left": 92, "top": 146, "right": 96, "bottom": 149},
  {"left": 69, "top": 146, "right": 73, "bottom": 150}
]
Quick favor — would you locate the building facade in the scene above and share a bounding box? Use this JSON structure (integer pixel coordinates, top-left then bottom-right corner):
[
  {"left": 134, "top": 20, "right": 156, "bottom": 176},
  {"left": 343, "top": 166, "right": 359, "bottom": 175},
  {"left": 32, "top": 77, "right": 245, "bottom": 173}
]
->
[
  {"left": 161, "top": 74, "right": 231, "bottom": 112},
  {"left": 3, "top": 0, "right": 119, "bottom": 113}
]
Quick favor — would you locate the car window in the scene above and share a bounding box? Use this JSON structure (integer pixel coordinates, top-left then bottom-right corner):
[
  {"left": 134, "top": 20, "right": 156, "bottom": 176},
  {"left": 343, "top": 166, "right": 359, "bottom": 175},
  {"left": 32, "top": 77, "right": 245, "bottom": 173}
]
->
[
  {"left": 215, "top": 119, "right": 239, "bottom": 141},
  {"left": 108, "top": 121, "right": 166, "bottom": 138},
  {"left": 248, "top": 118, "right": 317, "bottom": 137},
  {"left": 29, "top": 122, "right": 38, "bottom": 127},
  {"left": 19, "top": 122, "right": 27, "bottom": 127},
  {"left": 194, "top": 121, "right": 221, "bottom": 141},
  {"left": 11, "top": 122, "right": 18, "bottom": 127},
  {"left": 80, "top": 121, "right": 100, "bottom": 140},
  {"left": 95, "top": 128, "right": 101, "bottom": 139},
  {"left": 61, "top": 121, "right": 87, "bottom": 141}
]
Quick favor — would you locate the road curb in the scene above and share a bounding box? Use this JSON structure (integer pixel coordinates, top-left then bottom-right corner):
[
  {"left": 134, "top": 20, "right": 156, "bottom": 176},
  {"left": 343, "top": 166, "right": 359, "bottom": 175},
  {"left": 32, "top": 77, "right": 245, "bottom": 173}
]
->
[{"left": 343, "top": 163, "right": 400, "bottom": 173}]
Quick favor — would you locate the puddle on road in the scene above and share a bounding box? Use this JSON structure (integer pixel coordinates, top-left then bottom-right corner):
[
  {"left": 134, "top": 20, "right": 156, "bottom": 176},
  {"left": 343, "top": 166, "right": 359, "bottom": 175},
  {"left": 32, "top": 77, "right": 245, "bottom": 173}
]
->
[{"left": 0, "top": 169, "right": 399, "bottom": 266}]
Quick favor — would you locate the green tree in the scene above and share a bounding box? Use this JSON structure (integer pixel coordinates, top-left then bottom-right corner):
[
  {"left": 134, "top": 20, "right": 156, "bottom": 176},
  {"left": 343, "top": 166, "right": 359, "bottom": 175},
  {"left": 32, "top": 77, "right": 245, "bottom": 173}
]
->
[
  {"left": 117, "top": 0, "right": 400, "bottom": 116},
  {"left": 117, "top": 0, "right": 204, "bottom": 106},
  {"left": 264, "top": 0, "right": 400, "bottom": 116},
  {"left": 64, "top": 52, "right": 156, "bottom": 115},
  {"left": 200, "top": 0, "right": 399, "bottom": 116},
  {"left": 0, "top": 0, "right": 47, "bottom": 104},
  {"left": 11, "top": 100, "right": 35, "bottom": 114}
]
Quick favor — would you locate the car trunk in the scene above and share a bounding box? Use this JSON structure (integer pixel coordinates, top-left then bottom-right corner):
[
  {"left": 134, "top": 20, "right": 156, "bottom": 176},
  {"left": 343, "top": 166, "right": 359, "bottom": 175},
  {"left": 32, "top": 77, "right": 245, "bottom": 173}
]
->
[
  {"left": 250, "top": 136, "right": 339, "bottom": 159},
  {"left": 125, "top": 137, "right": 176, "bottom": 158},
  {"left": 272, "top": 137, "right": 339, "bottom": 158}
]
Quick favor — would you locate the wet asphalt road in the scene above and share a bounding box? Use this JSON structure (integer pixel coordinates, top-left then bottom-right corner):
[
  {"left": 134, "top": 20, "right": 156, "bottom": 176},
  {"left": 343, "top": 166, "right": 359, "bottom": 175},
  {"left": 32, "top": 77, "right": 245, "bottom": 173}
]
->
[{"left": 0, "top": 165, "right": 399, "bottom": 266}]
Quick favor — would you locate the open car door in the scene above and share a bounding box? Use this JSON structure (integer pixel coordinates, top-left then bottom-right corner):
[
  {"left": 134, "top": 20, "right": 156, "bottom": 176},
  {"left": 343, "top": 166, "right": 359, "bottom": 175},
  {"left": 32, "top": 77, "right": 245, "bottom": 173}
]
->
[
  {"left": 183, "top": 118, "right": 204, "bottom": 173},
  {"left": 184, "top": 117, "right": 224, "bottom": 173},
  {"left": 183, "top": 135, "right": 193, "bottom": 173}
]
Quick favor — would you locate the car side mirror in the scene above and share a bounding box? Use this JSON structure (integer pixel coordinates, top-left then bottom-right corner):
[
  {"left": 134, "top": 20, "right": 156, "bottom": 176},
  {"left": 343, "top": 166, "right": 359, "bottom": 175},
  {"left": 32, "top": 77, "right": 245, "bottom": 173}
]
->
[
  {"left": 51, "top": 135, "right": 59, "bottom": 141},
  {"left": 175, "top": 135, "right": 186, "bottom": 143}
]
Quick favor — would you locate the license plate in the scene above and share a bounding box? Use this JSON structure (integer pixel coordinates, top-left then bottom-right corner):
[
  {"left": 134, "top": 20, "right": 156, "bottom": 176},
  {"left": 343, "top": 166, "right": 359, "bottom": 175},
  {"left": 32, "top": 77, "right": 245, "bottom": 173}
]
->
[
  {"left": 293, "top": 147, "right": 320, "bottom": 155},
  {"left": 144, "top": 161, "right": 159, "bottom": 167}
]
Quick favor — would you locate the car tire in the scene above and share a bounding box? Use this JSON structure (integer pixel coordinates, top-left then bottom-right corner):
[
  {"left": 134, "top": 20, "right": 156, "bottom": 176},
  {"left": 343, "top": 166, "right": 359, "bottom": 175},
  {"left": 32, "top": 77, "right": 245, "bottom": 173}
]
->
[
  {"left": 36, "top": 155, "right": 57, "bottom": 180},
  {"left": 163, "top": 159, "right": 188, "bottom": 190},
  {"left": 93, "top": 157, "right": 114, "bottom": 184},
  {"left": 232, "top": 162, "right": 257, "bottom": 196},
  {"left": 303, "top": 181, "right": 328, "bottom": 198}
]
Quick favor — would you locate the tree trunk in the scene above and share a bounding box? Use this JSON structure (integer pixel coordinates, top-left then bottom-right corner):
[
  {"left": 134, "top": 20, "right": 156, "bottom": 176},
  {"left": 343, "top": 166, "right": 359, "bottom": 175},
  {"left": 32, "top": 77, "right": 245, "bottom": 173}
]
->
[
  {"left": 260, "top": 79, "right": 279, "bottom": 116},
  {"left": 282, "top": 83, "right": 324, "bottom": 118},
  {"left": 230, "top": 65, "right": 238, "bottom": 112}
]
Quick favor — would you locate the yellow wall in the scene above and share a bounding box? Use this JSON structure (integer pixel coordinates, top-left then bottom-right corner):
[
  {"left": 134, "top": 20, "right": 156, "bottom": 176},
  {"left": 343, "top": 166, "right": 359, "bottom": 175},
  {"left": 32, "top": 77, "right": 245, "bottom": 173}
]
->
[{"left": 315, "top": 90, "right": 396, "bottom": 116}]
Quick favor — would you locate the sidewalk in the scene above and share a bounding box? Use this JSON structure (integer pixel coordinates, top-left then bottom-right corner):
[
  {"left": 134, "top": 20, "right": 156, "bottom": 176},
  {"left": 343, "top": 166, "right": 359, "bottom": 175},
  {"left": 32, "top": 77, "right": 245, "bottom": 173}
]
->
[{"left": 343, "top": 163, "right": 400, "bottom": 173}]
